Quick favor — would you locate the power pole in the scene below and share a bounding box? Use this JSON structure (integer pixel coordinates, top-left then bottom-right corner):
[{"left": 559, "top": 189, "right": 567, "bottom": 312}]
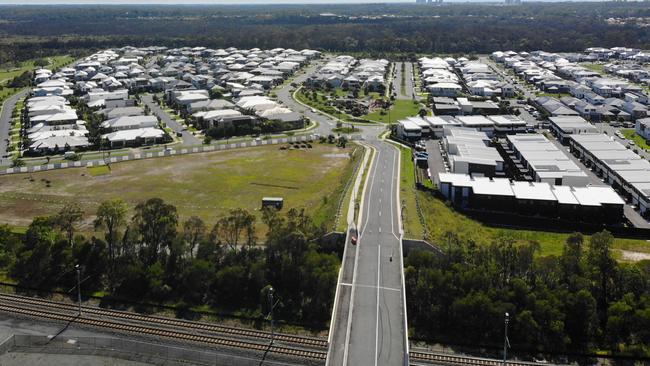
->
[
  {"left": 503, "top": 312, "right": 510, "bottom": 366},
  {"left": 268, "top": 287, "right": 275, "bottom": 344},
  {"left": 75, "top": 264, "right": 82, "bottom": 316}
]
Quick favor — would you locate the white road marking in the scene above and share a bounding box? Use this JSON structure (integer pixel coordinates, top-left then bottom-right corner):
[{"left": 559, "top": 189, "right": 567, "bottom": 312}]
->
[
  {"left": 339, "top": 283, "right": 400, "bottom": 292},
  {"left": 374, "top": 244, "right": 381, "bottom": 366}
]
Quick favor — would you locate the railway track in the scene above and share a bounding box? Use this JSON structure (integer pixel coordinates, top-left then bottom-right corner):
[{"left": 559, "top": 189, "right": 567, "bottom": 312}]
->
[
  {"left": 0, "top": 293, "right": 326, "bottom": 349},
  {"left": 0, "top": 293, "right": 327, "bottom": 361},
  {"left": 0, "top": 294, "right": 558, "bottom": 365},
  {"left": 410, "top": 351, "right": 553, "bottom": 366}
]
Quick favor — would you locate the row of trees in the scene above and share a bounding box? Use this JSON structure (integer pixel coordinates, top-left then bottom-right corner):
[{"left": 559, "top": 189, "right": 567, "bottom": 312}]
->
[
  {"left": 0, "top": 198, "right": 340, "bottom": 326},
  {"left": 1, "top": 3, "right": 649, "bottom": 66},
  {"left": 405, "top": 231, "right": 650, "bottom": 359}
]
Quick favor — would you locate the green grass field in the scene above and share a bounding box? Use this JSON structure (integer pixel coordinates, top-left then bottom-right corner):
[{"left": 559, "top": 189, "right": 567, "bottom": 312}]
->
[
  {"left": 622, "top": 129, "right": 650, "bottom": 151},
  {"left": 0, "top": 55, "right": 73, "bottom": 82},
  {"left": 295, "top": 88, "right": 355, "bottom": 121},
  {"left": 416, "top": 191, "right": 650, "bottom": 258},
  {"left": 364, "top": 99, "right": 421, "bottom": 124},
  {"left": 0, "top": 55, "right": 74, "bottom": 106},
  {"left": 0, "top": 144, "right": 357, "bottom": 235},
  {"left": 87, "top": 165, "right": 111, "bottom": 176},
  {"left": 536, "top": 92, "right": 571, "bottom": 98},
  {"left": 581, "top": 63, "right": 605, "bottom": 74},
  {"left": 396, "top": 144, "right": 425, "bottom": 238}
]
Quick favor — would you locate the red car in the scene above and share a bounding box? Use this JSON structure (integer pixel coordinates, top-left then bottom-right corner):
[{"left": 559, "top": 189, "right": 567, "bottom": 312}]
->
[{"left": 350, "top": 227, "right": 358, "bottom": 245}]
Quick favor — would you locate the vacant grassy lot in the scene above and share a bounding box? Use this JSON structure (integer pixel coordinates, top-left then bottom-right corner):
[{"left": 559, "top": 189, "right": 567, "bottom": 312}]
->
[
  {"left": 581, "top": 62, "right": 605, "bottom": 74},
  {"left": 0, "top": 143, "right": 357, "bottom": 234},
  {"left": 364, "top": 99, "right": 421, "bottom": 124}
]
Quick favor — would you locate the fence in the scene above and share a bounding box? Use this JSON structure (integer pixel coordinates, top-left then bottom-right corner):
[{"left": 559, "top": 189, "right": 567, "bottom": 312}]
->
[
  {"left": 0, "top": 135, "right": 317, "bottom": 176},
  {"left": 459, "top": 208, "right": 650, "bottom": 240},
  {"left": 0, "top": 334, "right": 314, "bottom": 366}
]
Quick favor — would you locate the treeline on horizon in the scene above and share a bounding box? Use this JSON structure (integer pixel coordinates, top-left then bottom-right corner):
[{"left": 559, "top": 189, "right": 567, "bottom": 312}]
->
[{"left": 0, "top": 2, "right": 649, "bottom": 66}]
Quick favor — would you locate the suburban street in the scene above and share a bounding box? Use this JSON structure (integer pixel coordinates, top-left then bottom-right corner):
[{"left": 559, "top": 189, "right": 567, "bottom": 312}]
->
[
  {"left": 141, "top": 94, "right": 202, "bottom": 146},
  {"left": 0, "top": 90, "right": 28, "bottom": 166},
  {"left": 481, "top": 56, "right": 538, "bottom": 100},
  {"left": 274, "top": 60, "right": 338, "bottom": 137}
]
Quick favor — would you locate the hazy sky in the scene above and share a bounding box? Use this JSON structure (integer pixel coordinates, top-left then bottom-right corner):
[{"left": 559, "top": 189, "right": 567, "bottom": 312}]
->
[
  {"left": 0, "top": 0, "right": 531, "bottom": 4},
  {"left": 0, "top": 0, "right": 615, "bottom": 4},
  {"left": 0, "top": 0, "right": 416, "bottom": 4}
]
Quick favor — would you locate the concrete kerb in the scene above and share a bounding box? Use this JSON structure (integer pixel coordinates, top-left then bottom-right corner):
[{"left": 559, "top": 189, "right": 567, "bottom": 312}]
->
[
  {"left": 326, "top": 141, "right": 372, "bottom": 365},
  {"left": 325, "top": 225, "right": 351, "bottom": 366},
  {"left": 342, "top": 142, "right": 377, "bottom": 366},
  {"left": 394, "top": 144, "right": 410, "bottom": 366},
  {"left": 354, "top": 142, "right": 377, "bottom": 229},
  {"left": 381, "top": 133, "right": 411, "bottom": 365},
  {"left": 347, "top": 144, "right": 373, "bottom": 225}
]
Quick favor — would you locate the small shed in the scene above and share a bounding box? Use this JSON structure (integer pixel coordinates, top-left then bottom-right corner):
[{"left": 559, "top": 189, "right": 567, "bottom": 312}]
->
[{"left": 262, "top": 197, "right": 284, "bottom": 210}]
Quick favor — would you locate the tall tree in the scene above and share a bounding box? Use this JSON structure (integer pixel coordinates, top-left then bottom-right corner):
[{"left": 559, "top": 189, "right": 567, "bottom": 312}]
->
[
  {"left": 213, "top": 209, "right": 256, "bottom": 251},
  {"left": 56, "top": 203, "right": 83, "bottom": 247},
  {"left": 587, "top": 231, "right": 616, "bottom": 326},
  {"left": 182, "top": 216, "right": 206, "bottom": 259},
  {"left": 94, "top": 199, "right": 128, "bottom": 263},
  {"left": 132, "top": 198, "right": 178, "bottom": 265}
]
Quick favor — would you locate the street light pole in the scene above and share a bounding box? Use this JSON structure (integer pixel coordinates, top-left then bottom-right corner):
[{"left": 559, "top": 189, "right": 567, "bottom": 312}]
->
[
  {"left": 503, "top": 312, "right": 510, "bottom": 366},
  {"left": 268, "top": 287, "right": 275, "bottom": 344},
  {"left": 75, "top": 264, "right": 82, "bottom": 316}
]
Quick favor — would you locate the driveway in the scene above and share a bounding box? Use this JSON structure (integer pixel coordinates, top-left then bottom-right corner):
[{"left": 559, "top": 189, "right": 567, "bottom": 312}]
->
[{"left": 141, "top": 94, "right": 201, "bottom": 147}]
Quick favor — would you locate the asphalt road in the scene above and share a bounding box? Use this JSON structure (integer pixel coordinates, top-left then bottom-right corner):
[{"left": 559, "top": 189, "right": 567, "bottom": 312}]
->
[
  {"left": 481, "top": 56, "right": 538, "bottom": 100},
  {"left": 342, "top": 140, "right": 406, "bottom": 366},
  {"left": 0, "top": 90, "right": 29, "bottom": 166},
  {"left": 274, "top": 60, "right": 336, "bottom": 137},
  {"left": 140, "top": 94, "right": 201, "bottom": 146},
  {"left": 278, "top": 60, "right": 408, "bottom": 365}
]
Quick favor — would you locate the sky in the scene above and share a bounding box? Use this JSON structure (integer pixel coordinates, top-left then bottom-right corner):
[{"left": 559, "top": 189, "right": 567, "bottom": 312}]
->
[
  {"left": 0, "top": 0, "right": 618, "bottom": 4},
  {"left": 0, "top": 0, "right": 418, "bottom": 4},
  {"left": 0, "top": 0, "right": 555, "bottom": 4}
]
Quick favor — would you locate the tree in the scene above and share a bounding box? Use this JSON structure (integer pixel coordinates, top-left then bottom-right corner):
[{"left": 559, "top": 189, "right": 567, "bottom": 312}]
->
[
  {"left": 587, "top": 231, "right": 616, "bottom": 325},
  {"left": 132, "top": 198, "right": 178, "bottom": 265},
  {"left": 213, "top": 209, "right": 256, "bottom": 251},
  {"left": 94, "top": 199, "right": 128, "bottom": 264},
  {"left": 12, "top": 216, "right": 58, "bottom": 288},
  {"left": 10, "top": 158, "right": 25, "bottom": 168},
  {"left": 182, "top": 216, "right": 206, "bottom": 259},
  {"left": 337, "top": 135, "right": 348, "bottom": 148},
  {"left": 561, "top": 232, "right": 585, "bottom": 289},
  {"left": 56, "top": 203, "right": 83, "bottom": 247}
]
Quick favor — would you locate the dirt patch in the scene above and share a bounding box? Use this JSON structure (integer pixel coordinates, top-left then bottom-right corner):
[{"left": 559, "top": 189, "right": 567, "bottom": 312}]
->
[
  {"left": 323, "top": 153, "right": 350, "bottom": 159},
  {"left": 619, "top": 249, "right": 650, "bottom": 262}
]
